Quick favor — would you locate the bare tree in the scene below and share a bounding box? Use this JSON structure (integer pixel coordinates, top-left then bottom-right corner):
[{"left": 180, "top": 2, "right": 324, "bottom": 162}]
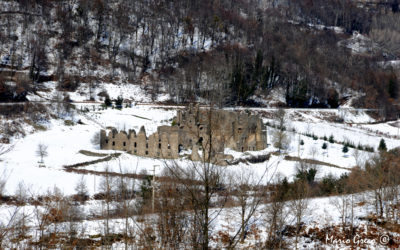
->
[
  {"left": 91, "top": 131, "right": 101, "bottom": 147},
  {"left": 352, "top": 148, "right": 365, "bottom": 167},
  {"left": 226, "top": 155, "right": 280, "bottom": 249},
  {"left": 13, "top": 182, "right": 30, "bottom": 248},
  {"left": 163, "top": 106, "right": 228, "bottom": 249},
  {"left": 62, "top": 197, "right": 85, "bottom": 248},
  {"left": 74, "top": 176, "right": 89, "bottom": 204},
  {"left": 230, "top": 168, "right": 259, "bottom": 246},
  {"left": 265, "top": 177, "right": 288, "bottom": 249},
  {"left": 289, "top": 180, "right": 310, "bottom": 250},
  {"left": 31, "top": 187, "right": 62, "bottom": 249},
  {"left": 116, "top": 159, "right": 138, "bottom": 250},
  {"left": 0, "top": 206, "right": 20, "bottom": 249},
  {"left": 272, "top": 109, "right": 290, "bottom": 152},
  {"left": 331, "top": 194, "right": 356, "bottom": 242},
  {"left": 156, "top": 168, "right": 188, "bottom": 249},
  {"left": 36, "top": 143, "right": 48, "bottom": 164},
  {"left": 0, "top": 144, "right": 13, "bottom": 157},
  {"left": 99, "top": 165, "right": 115, "bottom": 248},
  {"left": 370, "top": 14, "right": 400, "bottom": 57},
  {"left": 0, "top": 169, "right": 10, "bottom": 198}
]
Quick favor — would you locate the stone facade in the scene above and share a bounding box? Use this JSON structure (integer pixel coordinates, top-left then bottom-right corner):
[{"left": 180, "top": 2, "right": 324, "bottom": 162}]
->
[{"left": 100, "top": 104, "right": 267, "bottom": 160}]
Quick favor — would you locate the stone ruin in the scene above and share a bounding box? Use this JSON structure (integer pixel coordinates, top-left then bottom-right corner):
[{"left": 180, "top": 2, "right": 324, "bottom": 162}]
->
[{"left": 100, "top": 104, "right": 267, "bottom": 162}]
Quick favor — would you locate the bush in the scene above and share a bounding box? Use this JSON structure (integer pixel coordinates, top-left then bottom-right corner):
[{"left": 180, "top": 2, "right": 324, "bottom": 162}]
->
[
  {"left": 320, "top": 175, "right": 336, "bottom": 195},
  {"left": 319, "top": 173, "right": 348, "bottom": 195},
  {"left": 300, "top": 139, "right": 304, "bottom": 146},
  {"left": 322, "top": 142, "right": 328, "bottom": 150},
  {"left": 64, "top": 120, "right": 74, "bottom": 126},
  {"left": 364, "top": 145, "right": 374, "bottom": 152},
  {"left": 296, "top": 168, "right": 317, "bottom": 183},
  {"left": 329, "top": 135, "right": 334, "bottom": 143},
  {"left": 91, "top": 131, "right": 100, "bottom": 146}
]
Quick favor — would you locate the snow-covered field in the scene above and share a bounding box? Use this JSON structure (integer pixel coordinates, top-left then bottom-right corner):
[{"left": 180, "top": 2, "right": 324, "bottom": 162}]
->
[
  {"left": 0, "top": 187, "right": 391, "bottom": 249},
  {"left": 1, "top": 99, "right": 399, "bottom": 248},
  {"left": 0, "top": 102, "right": 395, "bottom": 196}
]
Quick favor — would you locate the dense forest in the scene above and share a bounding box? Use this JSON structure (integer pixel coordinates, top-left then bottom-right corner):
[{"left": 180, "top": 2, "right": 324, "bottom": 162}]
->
[{"left": 0, "top": 0, "right": 399, "bottom": 116}]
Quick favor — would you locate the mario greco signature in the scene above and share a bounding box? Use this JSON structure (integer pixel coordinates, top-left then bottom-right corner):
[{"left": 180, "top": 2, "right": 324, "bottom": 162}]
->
[{"left": 325, "top": 234, "right": 393, "bottom": 246}]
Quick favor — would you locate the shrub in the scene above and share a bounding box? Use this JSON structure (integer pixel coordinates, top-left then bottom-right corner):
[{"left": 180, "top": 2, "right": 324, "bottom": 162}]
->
[
  {"left": 64, "top": 120, "right": 74, "bottom": 126},
  {"left": 296, "top": 168, "right": 317, "bottom": 183},
  {"left": 320, "top": 175, "right": 336, "bottom": 195},
  {"left": 322, "top": 142, "right": 328, "bottom": 150},
  {"left": 364, "top": 145, "right": 374, "bottom": 152},
  {"left": 329, "top": 135, "right": 334, "bottom": 143}
]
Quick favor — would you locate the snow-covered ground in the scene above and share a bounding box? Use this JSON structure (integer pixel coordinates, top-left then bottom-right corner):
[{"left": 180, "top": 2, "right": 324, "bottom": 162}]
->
[
  {"left": 1, "top": 103, "right": 395, "bottom": 196},
  {"left": 1, "top": 102, "right": 400, "bottom": 248},
  {"left": 0, "top": 187, "right": 391, "bottom": 249}
]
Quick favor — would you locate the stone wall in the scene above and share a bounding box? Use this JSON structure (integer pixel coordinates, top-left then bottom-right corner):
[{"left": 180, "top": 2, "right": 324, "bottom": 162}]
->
[
  {"left": 100, "top": 126, "right": 179, "bottom": 159},
  {"left": 175, "top": 104, "right": 267, "bottom": 152},
  {"left": 100, "top": 104, "right": 267, "bottom": 160}
]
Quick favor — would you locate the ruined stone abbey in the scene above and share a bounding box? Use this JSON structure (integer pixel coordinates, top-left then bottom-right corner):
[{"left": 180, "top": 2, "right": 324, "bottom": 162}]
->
[{"left": 100, "top": 104, "right": 267, "bottom": 161}]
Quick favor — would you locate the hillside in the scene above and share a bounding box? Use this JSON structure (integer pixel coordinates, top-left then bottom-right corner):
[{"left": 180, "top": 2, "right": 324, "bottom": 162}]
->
[
  {"left": 1, "top": 0, "right": 400, "bottom": 249},
  {"left": 0, "top": 0, "right": 399, "bottom": 113}
]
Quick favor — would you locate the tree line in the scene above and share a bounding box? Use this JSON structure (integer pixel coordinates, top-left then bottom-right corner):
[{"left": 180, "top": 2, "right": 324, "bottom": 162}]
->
[{"left": 0, "top": 0, "right": 399, "bottom": 118}]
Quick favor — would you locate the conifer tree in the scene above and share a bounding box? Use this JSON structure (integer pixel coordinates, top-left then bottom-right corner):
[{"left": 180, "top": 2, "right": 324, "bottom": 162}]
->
[
  {"left": 378, "top": 138, "right": 387, "bottom": 152},
  {"left": 342, "top": 145, "right": 349, "bottom": 154}
]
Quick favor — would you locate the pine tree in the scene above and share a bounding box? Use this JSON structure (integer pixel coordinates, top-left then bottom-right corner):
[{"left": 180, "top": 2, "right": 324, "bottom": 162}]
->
[
  {"left": 104, "top": 96, "right": 112, "bottom": 107},
  {"left": 342, "top": 145, "right": 349, "bottom": 154},
  {"left": 322, "top": 142, "right": 328, "bottom": 150},
  {"left": 115, "top": 96, "right": 124, "bottom": 109},
  {"left": 378, "top": 138, "right": 387, "bottom": 151},
  {"left": 329, "top": 135, "right": 334, "bottom": 143}
]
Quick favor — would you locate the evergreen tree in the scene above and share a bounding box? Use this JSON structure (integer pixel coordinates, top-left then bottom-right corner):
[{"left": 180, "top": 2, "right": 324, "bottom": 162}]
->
[
  {"left": 329, "top": 135, "right": 334, "bottom": 143},
  {"left": 342, "top": 145, "right": 349, "bottom": 154},
  {"left": 104, "top": 96, "right": 112, "bottom": 107},
  {"left": 322, "top": 142, "right": 328, "bottom": 150},
  {"left": 295, "top": 168, "right": 317, "bottom": 184},
  {"left": 378, "top": 138, "right": 387, "bottom": 151},
  {"left": 115, "top": 96, "right": 124, "bottom": 109}
]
